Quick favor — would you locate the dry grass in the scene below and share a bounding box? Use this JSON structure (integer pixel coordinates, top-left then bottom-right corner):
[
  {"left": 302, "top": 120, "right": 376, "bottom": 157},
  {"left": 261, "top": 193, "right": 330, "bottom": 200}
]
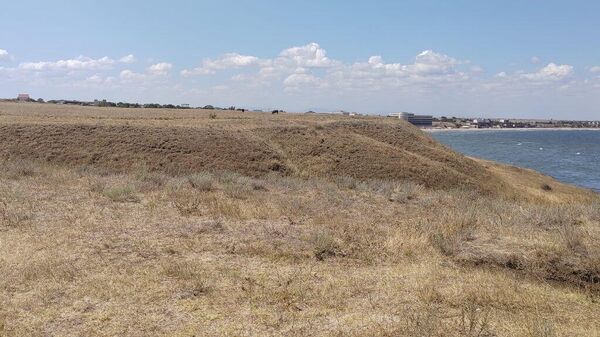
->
[
  {"left": 1, "top": 102, "right": 600, "bottom": 336},
  {"left": 1, "top": 160, "right": 599, "bottom": 336},
  {"left": 0, "top": 102, "right": 507, "bottom": 193}
]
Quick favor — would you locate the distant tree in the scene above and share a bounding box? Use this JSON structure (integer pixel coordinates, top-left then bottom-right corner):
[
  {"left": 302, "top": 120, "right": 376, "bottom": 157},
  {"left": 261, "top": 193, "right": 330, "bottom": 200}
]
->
[
  {"left": 37, "top": 98, "right": 44, "bottom": 103},
  {"left": 202, "top": 105, "right": 214, "bottom": 110}
]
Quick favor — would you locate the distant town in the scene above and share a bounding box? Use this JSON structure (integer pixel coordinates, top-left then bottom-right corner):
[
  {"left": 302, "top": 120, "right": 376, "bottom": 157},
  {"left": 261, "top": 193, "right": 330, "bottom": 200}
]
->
[
  {"left": 4, "top": 94, "right": 599, "bottom": 129},
  {"left": 429, "top": 116, "right": 600, "bottom": 129}
]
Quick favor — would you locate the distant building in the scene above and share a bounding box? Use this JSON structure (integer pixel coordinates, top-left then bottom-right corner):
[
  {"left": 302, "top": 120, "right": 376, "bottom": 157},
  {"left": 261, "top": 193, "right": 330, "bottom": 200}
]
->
[
  {"left": 472, "top": 119, "right": 492, "bottom": 128},
  {"left": 389, "top": 112, "right": 433, "bottom": 127},
  {"left": 17, "top": 93, "right": 30, "bottom": 102}
]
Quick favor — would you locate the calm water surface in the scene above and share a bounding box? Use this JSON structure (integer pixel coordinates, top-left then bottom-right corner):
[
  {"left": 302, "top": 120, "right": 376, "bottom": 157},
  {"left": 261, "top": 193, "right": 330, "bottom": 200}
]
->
[{"left": 430, "top": 129, "right": 600, "bottom": 192}]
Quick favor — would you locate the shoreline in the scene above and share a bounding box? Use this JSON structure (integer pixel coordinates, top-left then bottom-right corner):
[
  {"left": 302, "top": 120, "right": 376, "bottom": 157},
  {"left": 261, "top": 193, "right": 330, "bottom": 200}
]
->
[{"left": 423, "top": 127, "right": 600, "bottom": 133}]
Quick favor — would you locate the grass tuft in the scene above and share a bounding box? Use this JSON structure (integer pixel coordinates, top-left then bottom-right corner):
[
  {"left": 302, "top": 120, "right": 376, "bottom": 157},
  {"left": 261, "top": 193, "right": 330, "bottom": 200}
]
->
[
  {"left": 186, "top": 172, "right": 215, "bottom": 191},
  {"left": 102, "top": 184, "right": 140, "bottom": 203}
]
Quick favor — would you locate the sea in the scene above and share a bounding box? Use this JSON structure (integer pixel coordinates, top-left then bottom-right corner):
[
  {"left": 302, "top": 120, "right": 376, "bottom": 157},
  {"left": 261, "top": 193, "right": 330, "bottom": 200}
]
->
[{"left": 430, "top": 129, "right": 600, "bottom": 192}]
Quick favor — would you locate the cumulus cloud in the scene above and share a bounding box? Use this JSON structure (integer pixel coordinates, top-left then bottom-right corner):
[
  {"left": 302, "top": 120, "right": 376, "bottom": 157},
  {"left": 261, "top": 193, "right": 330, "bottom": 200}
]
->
[
  {"left": 590, "top": 66, "right": 600, "bottom": 73},
  {"left": 181, "top": 53, "right": 262, "bottom": 76},
  {"left": 179, "top": 44, "right": 577, "bottom": 96},
  {"left": 120, "top": 69, "right": 145, "bottom": 81},
  {"left": 521, "top": 63, "right": 574, "bottom": 81},
  {"left": 354, "top": 50, "right": 462, "bottom": 79},
  {"left": 181, "top": 43, "right": 337, "bottom": 78},
  {"left": 412, "top": 50, "right": 461, "bottom": 74},
  {"left": 147, "top": 62, "right": 172, "bottom": 76},
  {"left": 120, "top": 62, "right": 172, "bottom": 83},
  {"left": 315, "top": 50, "right": 469, "bottom": 92},
  {"left": 531, "top": 56, "right": 541, "bottom": 64},
  {"left": 278, "top": 42, "right": 333, "bottom": 68},
  {"left": 196, "top": 44, "right": 472, "bottom": 92},
  {"left": 492, "top": 63, "right": 574, "bottom": 86},
  {"left": 19, "top": 56, "right": 115, "bottom": 71},
  {"left": 0, "top": 49, "right": 8, "bottom": 59},
  {"left": 119, "top": 54, "right": 136, "bottom": 63}
]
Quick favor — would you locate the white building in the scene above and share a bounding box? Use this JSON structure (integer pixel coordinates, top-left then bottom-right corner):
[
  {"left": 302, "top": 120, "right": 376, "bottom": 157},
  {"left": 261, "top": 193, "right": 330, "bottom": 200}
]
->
[{"left": 388, "top": 112, "right": 433, "bottom": 127}]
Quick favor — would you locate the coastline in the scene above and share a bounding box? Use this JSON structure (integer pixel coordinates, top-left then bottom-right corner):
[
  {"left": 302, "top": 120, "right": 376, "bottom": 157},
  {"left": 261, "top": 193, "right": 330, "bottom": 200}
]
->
[
  {"left": 428, "top": 126, "right": 600, "bottom": 193},
  {"left": 423, "top": 127, "right": 600, "bottom": 133}
]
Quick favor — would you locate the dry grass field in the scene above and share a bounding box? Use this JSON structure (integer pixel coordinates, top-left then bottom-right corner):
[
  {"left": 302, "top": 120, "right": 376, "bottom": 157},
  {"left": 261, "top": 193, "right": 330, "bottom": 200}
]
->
[{"left": 1, "top": 102, "right": 599, "bottom": 336}]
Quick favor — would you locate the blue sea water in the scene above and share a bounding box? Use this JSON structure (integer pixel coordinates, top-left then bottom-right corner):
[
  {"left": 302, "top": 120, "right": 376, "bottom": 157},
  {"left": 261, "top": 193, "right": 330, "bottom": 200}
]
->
[{"left": 430, "top": 129, "right": 600, "bottom": 192}]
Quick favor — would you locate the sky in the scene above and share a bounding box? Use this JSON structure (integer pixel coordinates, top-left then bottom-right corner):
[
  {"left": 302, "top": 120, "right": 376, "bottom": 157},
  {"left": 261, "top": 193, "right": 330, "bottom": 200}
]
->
[{"left": 1, "top": 0, "right": 600, "bottom": 119}]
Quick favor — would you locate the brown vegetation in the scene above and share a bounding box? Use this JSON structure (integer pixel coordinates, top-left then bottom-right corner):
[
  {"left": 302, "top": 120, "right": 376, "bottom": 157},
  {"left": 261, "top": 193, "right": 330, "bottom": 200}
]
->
[
  {"left": 1, "top": 102, "right": 599, "bottom": 336},
  {"left": 0, "top": 102, "right": 506, "bottom": 193}
]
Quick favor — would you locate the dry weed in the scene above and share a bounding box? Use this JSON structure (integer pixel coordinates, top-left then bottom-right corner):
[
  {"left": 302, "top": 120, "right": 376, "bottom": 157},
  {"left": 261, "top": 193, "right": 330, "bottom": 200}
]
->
[
  {"left": 102, "top": 184, "right": 140, "bottom": 203},
  {"left": 186, "top": 172, "right": 215, "bottom": 191}
]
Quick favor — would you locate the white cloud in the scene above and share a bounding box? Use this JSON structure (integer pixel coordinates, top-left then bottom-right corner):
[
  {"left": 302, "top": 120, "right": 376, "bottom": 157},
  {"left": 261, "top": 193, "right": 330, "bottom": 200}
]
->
[
  {"left": 210, "top": 53, "right": 260, "bottom": 68},
  {"left": 19, "top": 56, "right": 115, "bottom": 71},
  {"left": 590, "top": 66, "right": 600, "bottom": 73},
  {"left": 322, "top": 50, "right": 468, "bottom": 91},
  {"left": 492, "top": 63, "right": 574, "bottom": 86},
  {"left": 181, "top": 53, "right": 261, "bottom": 76},
  {"left": 119, "top": 54, "right": 136, "bottom": 63},
  {"left": 120, "top": 69, "right": 145, "bottom": 81},
  {"left": 147, "top": 62, "right": 172, "bottom": 76},
  {"left": 0, "top": 49, "right": 8, "bottom": 59},
  {"left": 411, "top": 50, "right": 461, "bottom": 75},
  {"left": 531, "top": 56, "right": 541, "bottom": 64},
  {"left": 521, "top": 63, "right": 574, "bottom": 81},
  {"left": 277, "top": 42, "right": 333, "bottom": 68},
  {"left": 181, "top": 43, "right": 336, "bottom": 78},
  {"left": 119, "top": 62, "right": 172, "bottom": 83}
]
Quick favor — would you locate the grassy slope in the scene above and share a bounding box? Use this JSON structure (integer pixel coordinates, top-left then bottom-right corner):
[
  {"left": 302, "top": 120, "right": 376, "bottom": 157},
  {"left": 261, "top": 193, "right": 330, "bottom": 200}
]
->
[
  {"left": 1, "top": 102, "right": 599, "bottom": 336},
  {"left": 0, "top": 103, "right": 504, "bottom": 192}
]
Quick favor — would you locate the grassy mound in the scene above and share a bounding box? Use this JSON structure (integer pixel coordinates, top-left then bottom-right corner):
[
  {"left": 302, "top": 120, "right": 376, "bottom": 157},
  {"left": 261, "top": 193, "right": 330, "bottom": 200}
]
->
[{"left": 0, "top": 104, "right": 505, "bottom": 193}]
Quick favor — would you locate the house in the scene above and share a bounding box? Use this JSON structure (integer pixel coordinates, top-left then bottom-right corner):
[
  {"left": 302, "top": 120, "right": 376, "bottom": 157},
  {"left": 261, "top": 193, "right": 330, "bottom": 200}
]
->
[{"left": 17, "top": 93, "right": 30, "bottom": 102}]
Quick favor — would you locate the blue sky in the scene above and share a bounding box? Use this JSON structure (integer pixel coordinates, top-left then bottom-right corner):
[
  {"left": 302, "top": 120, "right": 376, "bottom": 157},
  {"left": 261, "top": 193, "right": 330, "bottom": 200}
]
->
[{"left": 1, "top": 0, "right": 600, "bottom": 119}]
